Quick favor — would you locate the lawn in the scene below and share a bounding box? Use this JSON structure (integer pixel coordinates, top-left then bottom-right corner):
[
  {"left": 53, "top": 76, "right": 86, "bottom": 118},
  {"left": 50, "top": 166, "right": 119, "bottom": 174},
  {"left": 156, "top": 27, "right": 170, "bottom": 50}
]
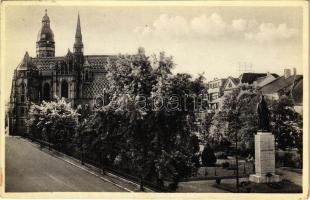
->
[
  {"left": 214, "top": 179, "right": 302, "bottom": 193},
  {"left": 183, "top": 160, "right": 255, "bottom": 181}
]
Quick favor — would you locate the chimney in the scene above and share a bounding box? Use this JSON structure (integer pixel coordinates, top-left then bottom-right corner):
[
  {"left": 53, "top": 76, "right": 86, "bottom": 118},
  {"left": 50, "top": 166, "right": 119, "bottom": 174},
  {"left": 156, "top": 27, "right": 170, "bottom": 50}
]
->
[
  {"left": 293, "top": 67, "right": 297, "bottom": 76},
  {"left": 137, "top": 47, "right": 145, "bottom": 55},
  {"left": 284, "top": 68, "right": 291, "bottom": 79}
]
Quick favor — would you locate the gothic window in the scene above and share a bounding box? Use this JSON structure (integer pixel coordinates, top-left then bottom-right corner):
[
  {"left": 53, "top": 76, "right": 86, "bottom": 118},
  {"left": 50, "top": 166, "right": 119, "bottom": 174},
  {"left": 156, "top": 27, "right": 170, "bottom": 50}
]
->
[
  {"left": 43, "top": 83, "right": 51, "bottom": 100},
  {"left": 20, "top": 95, "right": 25, "bottom": 103},
  {"left": 19, "top": 120, "right": 24, "bottom": 127},
  {"left": 228, "top": 82, "right": 232, "bottom": 88},
  {"left": 61, "top": 81, "right": 69, "bottom": 98},
  {"left": 69, "top": 64, "right": 72, "bottom": 73},
  {"left": 19, "top": 83, "right": 26, "bottom": 103},
  {"left": 20, "top": 107, "right": 25, "bottom": 115},
  {"left": 19, "top": 83, "right": 26, "bottom": 94},
  {"left": 61, "top": 65, "right": 64, "bottom": 74},
  {"left": 85, "top": 70, "right": 89, "bottom": 81}
]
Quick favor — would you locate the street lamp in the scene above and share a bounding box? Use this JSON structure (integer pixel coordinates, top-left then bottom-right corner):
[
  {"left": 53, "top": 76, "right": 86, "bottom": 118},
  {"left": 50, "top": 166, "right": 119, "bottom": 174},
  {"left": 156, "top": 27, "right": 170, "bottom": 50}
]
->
[
  {"left": 233, "top": 91, "right": 252, "bottom": 193},
  {"left": 100, "top": 134, "right": 104, "bottom": 174},
  {"left": 81, "top": 131, "right": 84, "bottom": 165},
  {"left": 234, "top": 110, "right": 240, "bottom": 193}
]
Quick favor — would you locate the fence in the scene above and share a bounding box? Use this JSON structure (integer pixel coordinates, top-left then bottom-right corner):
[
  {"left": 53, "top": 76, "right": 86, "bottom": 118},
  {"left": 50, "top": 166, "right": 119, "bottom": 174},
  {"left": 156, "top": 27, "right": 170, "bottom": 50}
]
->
[
  {"left": 22, "top": 134, "right": 170, "bottom": 192},
  {"left": 182, "top": 163, "right": 255, "bottom": 182}
]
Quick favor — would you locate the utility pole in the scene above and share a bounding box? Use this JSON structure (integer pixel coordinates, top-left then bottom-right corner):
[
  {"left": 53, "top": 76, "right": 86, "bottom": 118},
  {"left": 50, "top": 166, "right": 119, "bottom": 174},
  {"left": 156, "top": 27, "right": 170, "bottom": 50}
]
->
[
  {"left": 234, "top": 102, "right": 241, "bottom": 193},
  {"left": 235, "top": 119, "right": 240, "bottom": 193},
  {"left": 81, "top": 132, "right": 84, "bottom": 165}
]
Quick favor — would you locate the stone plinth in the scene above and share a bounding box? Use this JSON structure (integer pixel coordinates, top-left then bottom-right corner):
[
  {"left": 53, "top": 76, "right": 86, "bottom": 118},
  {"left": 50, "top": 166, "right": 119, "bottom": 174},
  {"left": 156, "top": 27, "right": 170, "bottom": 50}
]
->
[{"left": 249, "top": 132, "right": 281, "bottom": 183}]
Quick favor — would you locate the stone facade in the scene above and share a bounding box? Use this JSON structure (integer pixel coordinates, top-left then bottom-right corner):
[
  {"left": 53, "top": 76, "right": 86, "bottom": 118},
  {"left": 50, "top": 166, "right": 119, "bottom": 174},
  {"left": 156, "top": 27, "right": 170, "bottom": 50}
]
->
[
  {"left": 8, "top": 11, "right": 121, "bottom": 136},
  {"left": 249, "top": 132, "right": 281, "bottom": 183}
]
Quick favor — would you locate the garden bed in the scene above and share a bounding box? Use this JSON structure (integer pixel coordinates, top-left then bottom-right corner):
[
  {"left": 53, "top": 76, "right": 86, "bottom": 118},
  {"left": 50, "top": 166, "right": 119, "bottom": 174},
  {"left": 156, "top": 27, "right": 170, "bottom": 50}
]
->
[{"left": 214, "top": 179, "right": 302, "bottom": 193}]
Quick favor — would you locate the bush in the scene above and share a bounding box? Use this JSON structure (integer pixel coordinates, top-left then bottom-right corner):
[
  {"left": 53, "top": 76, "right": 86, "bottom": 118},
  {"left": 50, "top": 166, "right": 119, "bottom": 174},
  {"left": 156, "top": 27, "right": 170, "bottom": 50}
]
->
[
  {"left": 268, "top": 181, "right": 284, "bottom": 189},
  {"left": 201, "top": 145, "right": 217, "bottom": 167},
  {"left": 215, "top": 151, "right": 227, "bottom": 159},
  {"left": 168, "top": 182, "right": 178, "bottom": 191},
  {"left": 222, "top": 162, "right": 230, "bottom": 169},
  {"left": 240, "top": 181, "right": 250, "bottom": 187},
  {"left": 191, "top": 153, "right": 201, "bottom": 168},
  {"left": 276, "top": 151, "right": 302, "bottom": 168}
]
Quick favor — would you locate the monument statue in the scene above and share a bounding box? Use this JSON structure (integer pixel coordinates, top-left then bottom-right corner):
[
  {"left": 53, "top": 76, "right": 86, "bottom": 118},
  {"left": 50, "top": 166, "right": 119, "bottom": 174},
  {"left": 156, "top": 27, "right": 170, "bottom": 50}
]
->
[
  {"left": 257, "top": 95, "right": 270, "bottom": 132},
  {"left": 250, "top": 94, "right": 280, "bottom": 183}
]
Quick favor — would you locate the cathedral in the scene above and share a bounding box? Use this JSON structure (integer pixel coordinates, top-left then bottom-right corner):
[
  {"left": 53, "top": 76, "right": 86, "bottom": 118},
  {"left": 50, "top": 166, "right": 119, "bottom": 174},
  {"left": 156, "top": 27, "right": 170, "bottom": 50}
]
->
[{"left": 8, "top": 10, "right": 121, "bottom": 136}]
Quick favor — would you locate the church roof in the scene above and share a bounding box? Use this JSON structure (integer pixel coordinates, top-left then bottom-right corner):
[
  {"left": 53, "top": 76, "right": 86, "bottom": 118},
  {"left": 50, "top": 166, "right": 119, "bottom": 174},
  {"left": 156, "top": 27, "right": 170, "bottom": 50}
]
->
[
  {"left": 31, "top": 54, "right": 117, "bottom": 71},
  {"left": 84, "top": 55, "right": 117, "bottom": 69},
  {"left": 32, "top": 57, "right": 64, "bottom": 71},
  {"left": 74, "top": 12, "right": 83, "bottom": 49},
  {"left": 82, "top": 77, "right": 107, "bottom": 98},
  {"left": 17, "top": 52, "right": 35, "bottom": 70},
  {"left": 37, "top": 10, "right": 54, "bottom": 43},
  {"left": 42, "top": 9, "right": 50, "bottom": 22}
]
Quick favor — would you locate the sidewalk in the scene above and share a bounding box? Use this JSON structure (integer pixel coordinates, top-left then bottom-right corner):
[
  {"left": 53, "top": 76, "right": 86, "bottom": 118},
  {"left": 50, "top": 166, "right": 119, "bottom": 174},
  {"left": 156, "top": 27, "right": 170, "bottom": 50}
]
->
[
  {"left": 19, "top": 137, "right": 153, "bottom": 192},
  {"left": 276, "top": 168, "right": 302, "bottom": 186},
  {"left": 177, "top": 167, "right": 302, "bottom": 192},
  {"left": 177, "top": 178, "right": 248, "bottom": 193}
]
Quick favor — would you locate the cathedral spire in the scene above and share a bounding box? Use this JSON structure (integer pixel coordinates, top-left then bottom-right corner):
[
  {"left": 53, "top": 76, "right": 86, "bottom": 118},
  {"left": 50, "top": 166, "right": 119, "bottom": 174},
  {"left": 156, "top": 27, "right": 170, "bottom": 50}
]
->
[
  {"left": 74, "top": 12, "right": 83, "bottom": 54},
  {"left": 36, "top": 9, "right": 55, "bottom": 57}
]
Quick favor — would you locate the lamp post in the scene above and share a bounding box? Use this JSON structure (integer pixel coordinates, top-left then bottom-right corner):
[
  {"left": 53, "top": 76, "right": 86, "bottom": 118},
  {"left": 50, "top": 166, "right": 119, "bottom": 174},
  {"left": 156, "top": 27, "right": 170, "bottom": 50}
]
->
[
  {"left": 100, "top": 134, "right": 105, "bottom": 174},
  {"left": 81, "top": 131, "right": 84, "bottom": 165},
  {"left": 233, "top": 90, "right": 254, "bottom": 193},
  {"left": 233, "top": 92, "right": 248, "bottom": 193},
  {"left": 234, "top": 112, "right": 240, "bottom": 193}
]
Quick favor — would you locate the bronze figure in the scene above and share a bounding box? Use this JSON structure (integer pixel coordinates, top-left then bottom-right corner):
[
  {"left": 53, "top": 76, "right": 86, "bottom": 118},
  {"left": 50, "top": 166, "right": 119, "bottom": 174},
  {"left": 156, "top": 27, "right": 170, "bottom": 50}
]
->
[{"left": 257, "top": 95, "right": 270, "bottom": 132}]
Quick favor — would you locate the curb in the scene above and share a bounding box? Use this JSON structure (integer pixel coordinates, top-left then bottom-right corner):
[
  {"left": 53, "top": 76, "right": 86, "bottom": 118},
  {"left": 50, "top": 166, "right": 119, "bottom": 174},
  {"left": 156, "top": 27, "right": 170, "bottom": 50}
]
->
[{"left": 16, "top": 136, "right": 154, "bottom": 192}]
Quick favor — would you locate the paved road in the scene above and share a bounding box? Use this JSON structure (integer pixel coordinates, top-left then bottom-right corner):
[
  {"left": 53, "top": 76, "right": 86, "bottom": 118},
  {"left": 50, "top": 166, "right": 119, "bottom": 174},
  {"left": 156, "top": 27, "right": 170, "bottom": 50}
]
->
[
  {"left": 5, "top": 136, "right": 128, "bottom": 192},
  {"left": 177, "top": 178, "right": 250, "bottom": 193},
  {"left": 276, "top": 168, "right": 302, "bottom": 186}
]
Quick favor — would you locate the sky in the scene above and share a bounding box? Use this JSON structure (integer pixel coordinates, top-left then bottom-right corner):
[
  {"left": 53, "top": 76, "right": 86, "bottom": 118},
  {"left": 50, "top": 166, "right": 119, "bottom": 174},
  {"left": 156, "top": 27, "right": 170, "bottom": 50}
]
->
[{"left": 2, "top": 5, "right": 304, "bottom": 99}]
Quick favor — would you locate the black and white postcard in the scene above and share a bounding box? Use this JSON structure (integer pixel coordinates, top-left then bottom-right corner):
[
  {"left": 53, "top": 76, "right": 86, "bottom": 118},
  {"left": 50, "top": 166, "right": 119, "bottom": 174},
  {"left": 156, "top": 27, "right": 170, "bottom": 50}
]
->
[{"left": 0, "top": 1, "right": 308, "bottom": 199}]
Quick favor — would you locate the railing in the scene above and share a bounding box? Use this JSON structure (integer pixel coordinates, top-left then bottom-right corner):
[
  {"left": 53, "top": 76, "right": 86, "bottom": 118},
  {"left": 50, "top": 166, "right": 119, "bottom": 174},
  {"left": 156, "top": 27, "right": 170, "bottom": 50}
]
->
[{"left": 22, "top": 134, "right": 170, "bottom": 192}]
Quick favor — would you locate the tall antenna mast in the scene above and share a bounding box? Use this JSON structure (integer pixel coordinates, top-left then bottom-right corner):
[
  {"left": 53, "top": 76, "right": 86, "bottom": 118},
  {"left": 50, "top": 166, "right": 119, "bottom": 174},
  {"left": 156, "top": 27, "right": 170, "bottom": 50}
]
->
[{"left": 238, "top": 62, "right": 253, "bottom": 75}]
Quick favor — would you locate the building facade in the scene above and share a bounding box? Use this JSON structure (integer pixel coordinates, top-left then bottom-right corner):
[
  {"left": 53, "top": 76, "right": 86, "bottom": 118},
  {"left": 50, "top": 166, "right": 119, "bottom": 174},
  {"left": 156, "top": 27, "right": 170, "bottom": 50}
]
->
[
  {"left": 207, "top": 78, "right": 227, "bottom": 110},
  {"left": 8, "top": 11, "right": 120, "bottom": 136},
  {"left": 206, "top": 72, "right": 280, "bottom": 111}
]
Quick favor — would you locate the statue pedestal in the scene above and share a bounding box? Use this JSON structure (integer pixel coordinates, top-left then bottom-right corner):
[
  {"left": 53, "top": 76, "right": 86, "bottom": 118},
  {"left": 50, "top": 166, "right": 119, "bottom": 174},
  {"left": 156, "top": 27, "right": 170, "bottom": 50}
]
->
[{"left": 249, "top": 132, "right": 281, "bottom": 183}]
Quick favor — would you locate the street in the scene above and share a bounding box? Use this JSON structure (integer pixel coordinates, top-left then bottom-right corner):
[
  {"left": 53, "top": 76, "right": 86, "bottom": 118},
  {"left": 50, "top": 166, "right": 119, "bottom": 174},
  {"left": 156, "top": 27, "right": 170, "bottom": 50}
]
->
[{"left": 5, "top": 136, "right": 129, "bottom": 192}]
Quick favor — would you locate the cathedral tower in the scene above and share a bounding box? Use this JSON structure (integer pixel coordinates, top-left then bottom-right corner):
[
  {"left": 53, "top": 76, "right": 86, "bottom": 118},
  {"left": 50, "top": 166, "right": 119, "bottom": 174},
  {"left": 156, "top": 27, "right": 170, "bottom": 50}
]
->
[
  {"left": 36, "top": 10, "right": 55, "bottom": 57},
  {"left": 73, "top": 13, "right": 84, "bottom": 100},
  {"left": 73, "top": 12, "right": 84, "bottom": 55}
]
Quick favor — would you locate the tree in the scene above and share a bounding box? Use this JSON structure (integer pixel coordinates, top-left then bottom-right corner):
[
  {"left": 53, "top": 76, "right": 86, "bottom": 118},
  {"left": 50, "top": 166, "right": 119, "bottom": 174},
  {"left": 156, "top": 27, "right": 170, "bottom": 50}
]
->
[
  {"left": 269, "top": 95, "right": 303, "bottom": 155},
  {"left": 78, "top": 49, "right": 205, "bottom": 190},
  {"left": 150, "top": 59, "right": 205, "bottom": 188},
  {"left": 201, "top": 144, "right": 217, "bottom": 166},
  {"left": 211, "top": 84, "right": 258, "bottom": 155},
  {"left": 28, "top": 97, "right": 80, "bottom": 151},
  {"left": 199, "top": 111, "right": 215, "bottom": 144}
]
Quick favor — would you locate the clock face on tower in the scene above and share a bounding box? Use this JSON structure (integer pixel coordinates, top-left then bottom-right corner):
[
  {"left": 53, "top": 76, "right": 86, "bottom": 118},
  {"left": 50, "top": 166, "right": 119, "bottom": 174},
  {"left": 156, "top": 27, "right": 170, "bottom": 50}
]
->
[{"left": 42, "top": 34, "right": 46, "bottom": 38}]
